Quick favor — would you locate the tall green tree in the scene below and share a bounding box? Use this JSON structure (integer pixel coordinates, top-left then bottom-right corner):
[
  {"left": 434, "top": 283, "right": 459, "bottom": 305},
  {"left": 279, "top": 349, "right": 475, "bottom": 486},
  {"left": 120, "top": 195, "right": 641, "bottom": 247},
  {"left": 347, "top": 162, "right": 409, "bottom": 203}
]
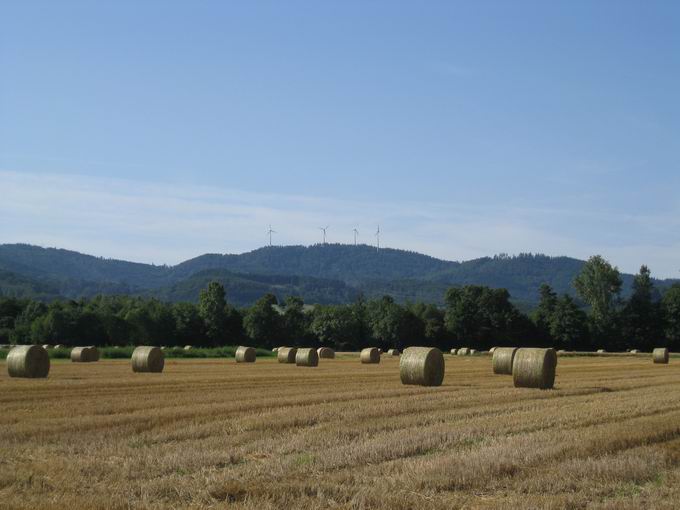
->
[
  {"left": 198, "top": 281, "right": 228, "bottom": 346},
  {"left": 444, "top": 285, "right": 531, "bottom": 347},
  {"left": 573, "top": 255, "right": 622, "bottom": 319},
  {"left": 223, "top": 305, "right": 244, "bottom": 345},
  {"left": 173, "top": 302, "right": 205, "bottom": 347},
  {"left": 532, "top": 283, "right": 558, "bottom": 341},
  {"left": 122, "top": 300, "right": 166, "bottom": 346},
  {"left": 349, "top": 294, "right": 370, "bottom": 346},
  {"left": 10, "top": 300, "right": 47, "bottom": 344},
  {"left": 662, "top": 284, "right": 680, "bottom": 350},
  {"left": 409, "top": 302, "right": 446, "bottom": 348},
  {"left": 549, "top": 295, "right": 589, "bottom": 350},
  {"left": 145, "top": 299, "right": 176, "bottom": 346},
  {"left": 243, "top": 293, "right": 280, "bottom": 347},
  {"left": 310, "top": 305, "right": 362, "bottom": 350},
  {"left": 99, "top": 313, "right": 133, "bottom": 347},
  {"left": 281, "top": 296, "right": 309, "bottom": 343},
  {"left": 622, "top": 265, "right": 662, "bottom": 351},
  {"left": 0, "top": 297, "right": 24, "bottom": 330},
  {"left": 367, "top": 296, "right": 420, "bottom": 350},
  {"left": 25, "top": 300, "right": 107, "bottom": 346},
  {"left": 573, "top": 255, "right": 622, "bottom": 342},
  {"left": 0, "top": 298, "right": 24, "bottom": 343}
]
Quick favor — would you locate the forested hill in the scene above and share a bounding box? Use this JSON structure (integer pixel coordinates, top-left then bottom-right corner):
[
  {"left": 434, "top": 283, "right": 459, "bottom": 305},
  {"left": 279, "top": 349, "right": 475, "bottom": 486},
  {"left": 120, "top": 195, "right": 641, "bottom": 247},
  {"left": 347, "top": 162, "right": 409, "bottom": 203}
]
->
[
  {"left": 0, "top": 243, "right": 168, "bottom": 288},
  {"left": 0, "top": 269, "right": 62, "bottom": 301},
  {"left": 170, "top": 244, "right": 453, "bottom": 283},
  {"left": 148, "top": 269, "right": 361, "bottom": 307},
  {"left": 0, "top": 243, "right": 676, "bottom": 305}
]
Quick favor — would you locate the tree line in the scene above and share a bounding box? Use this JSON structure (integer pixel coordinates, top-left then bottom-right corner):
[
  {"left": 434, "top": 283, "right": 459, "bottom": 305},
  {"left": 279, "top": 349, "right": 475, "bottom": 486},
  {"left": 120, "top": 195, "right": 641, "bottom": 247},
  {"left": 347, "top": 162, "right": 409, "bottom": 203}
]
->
[{"left": 1, "top": 255, "right": 679, "bottom": 352}]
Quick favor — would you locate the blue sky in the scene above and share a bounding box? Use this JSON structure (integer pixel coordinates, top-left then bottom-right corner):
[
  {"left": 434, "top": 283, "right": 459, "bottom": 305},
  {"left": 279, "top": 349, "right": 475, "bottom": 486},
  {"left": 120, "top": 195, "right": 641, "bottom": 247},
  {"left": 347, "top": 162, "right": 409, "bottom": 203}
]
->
[{"left": 1, "top": 1, "right": 679, "bottom": 277}]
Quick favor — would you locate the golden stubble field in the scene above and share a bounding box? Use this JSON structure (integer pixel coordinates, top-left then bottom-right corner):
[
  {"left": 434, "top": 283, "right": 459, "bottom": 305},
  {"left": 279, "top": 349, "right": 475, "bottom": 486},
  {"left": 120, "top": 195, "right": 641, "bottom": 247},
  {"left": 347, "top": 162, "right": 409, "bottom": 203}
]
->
[{"left": 2, "top": 355, "right": 680, "bottom": 510}]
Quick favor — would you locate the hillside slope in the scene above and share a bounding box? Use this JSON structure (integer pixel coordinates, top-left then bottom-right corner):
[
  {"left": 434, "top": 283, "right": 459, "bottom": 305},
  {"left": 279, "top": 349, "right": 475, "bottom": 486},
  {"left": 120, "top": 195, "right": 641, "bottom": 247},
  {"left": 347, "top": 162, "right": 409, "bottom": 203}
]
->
[
  {"left": 0, "top": 269, "right": 63, "bottom": 300},
  {"left": 1, "top": 243, "right": 676, "bottom": 305},
  {"left": 0, "top": 244, "right": 168, "bottom": 288},
  {"left": 150, "top": 269, "right": 360, "bottom": 306},
  {"left": 169, "top": 244, "right": 453, "bottom": 283}
]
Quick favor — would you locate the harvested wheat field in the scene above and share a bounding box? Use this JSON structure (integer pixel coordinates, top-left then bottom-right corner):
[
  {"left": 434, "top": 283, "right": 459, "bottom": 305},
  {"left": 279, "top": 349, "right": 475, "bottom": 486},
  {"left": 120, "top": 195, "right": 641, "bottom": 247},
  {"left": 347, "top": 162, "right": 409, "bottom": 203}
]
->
[{"left": 2, "top": 355, "right": 680, "bottom": 509}]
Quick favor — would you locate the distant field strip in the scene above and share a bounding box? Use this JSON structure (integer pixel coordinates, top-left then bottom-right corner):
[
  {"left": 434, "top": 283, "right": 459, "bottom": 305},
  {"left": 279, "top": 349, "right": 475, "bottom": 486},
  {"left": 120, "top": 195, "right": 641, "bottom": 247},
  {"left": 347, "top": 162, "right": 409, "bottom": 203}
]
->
[{"left": 1, "top": 357, "right": 680, "bottom": 509}]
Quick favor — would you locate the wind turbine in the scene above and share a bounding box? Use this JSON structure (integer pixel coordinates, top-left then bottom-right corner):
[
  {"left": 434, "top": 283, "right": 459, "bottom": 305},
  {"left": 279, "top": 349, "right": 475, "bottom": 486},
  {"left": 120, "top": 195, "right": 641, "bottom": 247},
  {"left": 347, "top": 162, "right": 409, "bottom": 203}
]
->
[
  {"left": 319, "top": 226, "right": 329, "bottom": 244},
  {"left": 352, "top": 228, "right": 359, "bottom": 246},
  {"left": 267, "top": 225, "right": 276, "bottom": 247},
  {"left": 375, "top": 225, "right": 381, "bottom": 251}
]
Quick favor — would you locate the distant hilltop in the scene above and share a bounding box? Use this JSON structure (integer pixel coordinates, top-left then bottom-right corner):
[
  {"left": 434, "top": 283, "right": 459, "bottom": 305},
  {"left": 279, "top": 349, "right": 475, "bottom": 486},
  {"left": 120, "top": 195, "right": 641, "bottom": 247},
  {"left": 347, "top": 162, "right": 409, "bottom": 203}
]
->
[{"left": 0, "top": 243, "right": 677, "bottom": 307}]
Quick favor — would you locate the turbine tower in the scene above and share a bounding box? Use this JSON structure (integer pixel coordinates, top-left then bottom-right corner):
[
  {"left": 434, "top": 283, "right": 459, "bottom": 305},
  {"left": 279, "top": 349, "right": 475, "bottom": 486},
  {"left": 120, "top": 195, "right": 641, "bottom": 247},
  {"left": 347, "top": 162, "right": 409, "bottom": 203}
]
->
[
  {"left": 267, "top": 225, "right": 276, "bottom": 247},
  {"left": 352, "top": 228, "right": 359, "bottom": 246},
  {"left": 319, "top": 225, "right": 329, "bottom": 245},
  {"left": 375, "top": 225, "right": 381, "bottom": 251}
]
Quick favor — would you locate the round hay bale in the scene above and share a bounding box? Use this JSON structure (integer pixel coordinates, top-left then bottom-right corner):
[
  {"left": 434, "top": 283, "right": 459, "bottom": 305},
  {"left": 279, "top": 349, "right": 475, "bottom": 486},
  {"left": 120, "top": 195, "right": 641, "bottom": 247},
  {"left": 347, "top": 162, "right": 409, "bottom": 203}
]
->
[
  {"left": 183, "top": 345, "right": 193, "bottom": 351},
  {"left": 360, "top": 347, "right": 380, "bottom": 364},
  {"left": 277, "top": 347, "right": 297, "bottom": 364},
  {"left": 54, "top": 344, "right": 65, "bottom": 349},
  {"left": 457, "top": 347, "right": 470, "bottom": 356},
  {"left": 597, "top": 349, "right": 606, "bottom": 353},
  {"left": 378, "top": 348, "right": 383, "bottom": 354},
  {"left": 489, "top": 347, "right": 497, "bottom": 354},
  {"left": 7, "top": 345, "right": 50, "bottom": 378},
  {"left": 450, "top": 348, "right": 458, "bottom": 355},
  {"left": 630, "top": 349, "right": 640, "bottom": 354},
  {"left": 317, "top": 347, "right": 335, "bottom": 359},
  {"left": 132, "top": 346, "right": 165, "bottom": 373},
  {"left": 512, "top": 348, "right": 557, "bottom": 389},
  {"left": 492, "top": 347, "right": 518, "bottom": 375},
  {"left": 272, "top": 347, "right": 279, "bottom": 352},
  {"left": 42, "top": 344, "right": 52, "bottom": 350},
  {"left": 653, "top": 347, "right": 669, "bottom": 364},
  {"left": 235, "top": 346, "right": 256, "bottom": 363},
  {"left": 400, "top": 347, "right": 445, "bottom": 387},
  {"left": 70, "top": 346, "right": 99, "bottom": 363},
  {"left": 296, "top": 348, "right": 319, "bottom": 367},
  {"left": 387, "top": 348, "right": 400, "bottom": 356},
  {"left": 470, "top": 349, "right": 477, "bottom": 355}
]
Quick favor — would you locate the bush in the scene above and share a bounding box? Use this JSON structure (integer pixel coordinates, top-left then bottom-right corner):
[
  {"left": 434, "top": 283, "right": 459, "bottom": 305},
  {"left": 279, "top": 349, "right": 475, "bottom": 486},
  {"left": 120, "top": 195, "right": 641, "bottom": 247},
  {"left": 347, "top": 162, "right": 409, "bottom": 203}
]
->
[
  {"left": 50, "top": 347, "right": 71, "bottom": 359},
  {"left": 92, "top": 346, "right": 274, "bottom": 359},
  {"left": 100, "top": 346, "right": 136, "bottom": 359}
]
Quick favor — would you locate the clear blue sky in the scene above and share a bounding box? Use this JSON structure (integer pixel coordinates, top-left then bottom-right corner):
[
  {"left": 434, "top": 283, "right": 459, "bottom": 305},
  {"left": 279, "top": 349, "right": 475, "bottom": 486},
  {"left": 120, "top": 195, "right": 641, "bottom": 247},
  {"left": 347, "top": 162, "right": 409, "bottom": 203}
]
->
[{"left": 1, "top": 1, "right": 679, "bottom": 277}]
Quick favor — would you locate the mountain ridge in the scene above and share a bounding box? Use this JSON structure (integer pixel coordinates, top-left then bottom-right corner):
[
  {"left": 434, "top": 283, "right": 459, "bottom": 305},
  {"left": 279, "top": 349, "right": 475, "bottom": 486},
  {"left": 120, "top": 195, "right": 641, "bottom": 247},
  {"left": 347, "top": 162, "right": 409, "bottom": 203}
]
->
[{"left": 1, "top": 243, "right": 677, "bottom": 305}]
